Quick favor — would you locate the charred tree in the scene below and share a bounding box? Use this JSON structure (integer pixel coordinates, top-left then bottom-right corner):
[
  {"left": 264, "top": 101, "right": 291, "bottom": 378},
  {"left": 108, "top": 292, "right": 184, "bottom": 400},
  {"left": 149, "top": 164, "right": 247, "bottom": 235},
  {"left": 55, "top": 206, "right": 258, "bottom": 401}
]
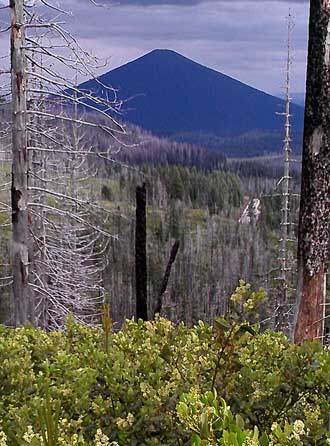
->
[
  {"left": 294, "top": 1, "right": 330, "bottom": 343},
  {"left": 135, "top": 183, "right": 148, "bottom": 320},
  {"left": 154, "top": 239, "right": 180, "bottom": 316},
  {"left": 10, "top": 0, "right": 31, "bottom": 326}
]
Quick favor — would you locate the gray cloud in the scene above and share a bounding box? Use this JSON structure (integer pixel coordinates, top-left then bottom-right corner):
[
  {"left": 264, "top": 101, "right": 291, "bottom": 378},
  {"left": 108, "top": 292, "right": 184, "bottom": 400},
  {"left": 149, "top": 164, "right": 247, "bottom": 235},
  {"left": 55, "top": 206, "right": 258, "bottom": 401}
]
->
[
  {"left": 66, "top": 0, "right": 309, "bottom": 93},
  {"left": 0, "top": 0, "right": 308, "bottom": 93}
]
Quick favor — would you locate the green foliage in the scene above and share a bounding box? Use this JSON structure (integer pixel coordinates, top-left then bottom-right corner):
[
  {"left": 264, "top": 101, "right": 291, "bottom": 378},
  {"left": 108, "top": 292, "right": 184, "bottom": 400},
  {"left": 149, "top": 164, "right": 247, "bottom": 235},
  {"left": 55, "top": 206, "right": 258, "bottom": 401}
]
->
[
  {"left": 0, "top": 310, "right": 330, "bottom": 445},
  {"left": 210, "top": 281, "right": 267, "bottom": 393},
  {"left": 101, "top": 184, "right": 113, "bottom": 201},
  {"left": 0, "top": 318, "right": 213, "bottom": 446},
  {"left": 177, "top": 390, "right": 314, "bottom": 446},
  {"left": 140, "top": 164, "right": 243, "bottom": 214},
  {"left": 177, "top": 390, "right": 261, "bottom": 446}
]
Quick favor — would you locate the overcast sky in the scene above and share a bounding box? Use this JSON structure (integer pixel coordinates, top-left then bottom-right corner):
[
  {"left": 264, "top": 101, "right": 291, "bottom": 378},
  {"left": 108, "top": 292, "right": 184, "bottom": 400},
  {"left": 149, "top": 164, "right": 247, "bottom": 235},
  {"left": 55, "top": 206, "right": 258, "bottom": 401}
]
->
[{"left": 0, "top": 0, "right": 310, "bottom": 95}]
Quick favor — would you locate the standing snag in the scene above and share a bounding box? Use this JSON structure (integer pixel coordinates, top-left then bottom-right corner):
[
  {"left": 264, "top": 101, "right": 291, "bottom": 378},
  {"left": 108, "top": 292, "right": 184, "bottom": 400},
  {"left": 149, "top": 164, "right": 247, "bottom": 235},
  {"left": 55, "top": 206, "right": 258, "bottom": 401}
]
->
[
  {"left": 294, "top": 1, "right": 330, "bottom": 343},
  {"left": 154, "top": 239, "right": 180, "bottom": 317},
  {"left": 5, "top": 0, "right": 126, "bottom": 327},
  {"left": 135, "top": 182, "right": 148, "bottom": 320},
  {"left": 11, "top": 0, "right": 31, "bottom": 326}
]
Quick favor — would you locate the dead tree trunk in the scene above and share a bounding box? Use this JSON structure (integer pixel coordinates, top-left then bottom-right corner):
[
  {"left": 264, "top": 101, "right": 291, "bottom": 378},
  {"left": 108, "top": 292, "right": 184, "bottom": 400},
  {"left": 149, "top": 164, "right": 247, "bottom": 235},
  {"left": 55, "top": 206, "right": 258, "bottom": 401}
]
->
[
  {"left": 154, "top": 240, "right": 180, "bottom": 317},
  {"left": 10, "top": 0, "right": 31, "bottom": 326},
  {"left": 135, "top": 183, "right": 148, "bottom": 320},
  {"left": 294, "top": 1, "right": 330, "bottom": 343}
]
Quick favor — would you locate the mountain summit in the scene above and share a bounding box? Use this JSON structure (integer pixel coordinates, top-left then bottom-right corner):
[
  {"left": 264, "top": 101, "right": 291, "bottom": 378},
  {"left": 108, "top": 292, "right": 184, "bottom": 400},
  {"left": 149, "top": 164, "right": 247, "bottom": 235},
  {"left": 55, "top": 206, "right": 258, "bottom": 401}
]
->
[{"left": 79, "top": 49, "right": 304, "bottom": 156}]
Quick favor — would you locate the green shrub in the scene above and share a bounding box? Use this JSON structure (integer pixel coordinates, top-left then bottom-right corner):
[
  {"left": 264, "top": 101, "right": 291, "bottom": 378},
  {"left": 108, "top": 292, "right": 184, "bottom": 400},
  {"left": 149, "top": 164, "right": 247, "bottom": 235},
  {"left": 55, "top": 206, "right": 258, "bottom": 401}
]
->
[
  {"left": 177, "top": 390, "right": 313, "bottom": 446},
  {"left": 0, "top": 289, "right": 329, "bottom": 446}
]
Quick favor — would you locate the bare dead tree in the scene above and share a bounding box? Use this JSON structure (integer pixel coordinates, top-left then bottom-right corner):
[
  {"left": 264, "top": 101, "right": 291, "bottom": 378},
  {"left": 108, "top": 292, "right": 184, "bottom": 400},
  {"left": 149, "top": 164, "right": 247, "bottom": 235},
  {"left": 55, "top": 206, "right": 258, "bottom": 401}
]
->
[
  {"left": 10, "top": 0, "right": 31, "bottom": 325},
  {"left": 29, "top": 106, "right": 111, "bottom": 329},
  {"left": 294, "top": 1, "right": 330, "bottom": 343},
  {"left": 279, "top": 12, "right": 294, "bottom": 301},
  {"left": 5, "top": 0, "right": 126, "bottom": 327},
  {"left": 154, "top": 239, "right": 180, "bottom": 317},
  {"left": 135, "top": 182, "right": 148, "bottom": 320},
  {"left": 274, "top": 12, "right": 297, "bottom": 336}
]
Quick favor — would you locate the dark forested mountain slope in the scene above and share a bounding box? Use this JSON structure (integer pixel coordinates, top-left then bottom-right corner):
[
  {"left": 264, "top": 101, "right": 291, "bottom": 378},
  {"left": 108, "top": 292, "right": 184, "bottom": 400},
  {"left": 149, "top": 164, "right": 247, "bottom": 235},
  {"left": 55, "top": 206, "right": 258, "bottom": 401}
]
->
[{"left": 78, "top": 49, "right": 304, "bottom": 156}]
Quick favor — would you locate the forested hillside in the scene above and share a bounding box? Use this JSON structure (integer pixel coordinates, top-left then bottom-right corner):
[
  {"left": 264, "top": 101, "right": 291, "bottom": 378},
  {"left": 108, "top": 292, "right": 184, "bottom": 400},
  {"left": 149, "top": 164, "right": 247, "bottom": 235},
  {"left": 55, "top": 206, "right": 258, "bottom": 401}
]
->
[
  {"left": 0, "top": 104, "right": 300, "bottom": 328},
  {"left": 97, "top": 158, "right": 300, "bottom": 327}
]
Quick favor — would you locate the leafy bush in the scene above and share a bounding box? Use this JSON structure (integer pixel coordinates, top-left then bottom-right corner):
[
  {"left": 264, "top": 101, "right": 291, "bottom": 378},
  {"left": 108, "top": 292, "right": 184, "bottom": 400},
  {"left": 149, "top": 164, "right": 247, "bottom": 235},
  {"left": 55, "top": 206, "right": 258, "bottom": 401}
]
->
[
  {"left": 0, "top": 318, "right": 214, "bottom": 445},
  {"left": 177, "top": 390, "right": 312, "bottom": 446},
  {"left": 0, "top": 284, "right": 329, "bottom": 445}
]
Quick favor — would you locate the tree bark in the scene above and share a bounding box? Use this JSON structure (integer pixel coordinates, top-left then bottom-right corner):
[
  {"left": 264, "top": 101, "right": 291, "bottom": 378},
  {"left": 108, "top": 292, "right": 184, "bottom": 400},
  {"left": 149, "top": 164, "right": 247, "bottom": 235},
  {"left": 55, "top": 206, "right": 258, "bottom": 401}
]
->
[
  {"left": 135, "top": 183, "right": 148, "bottom": 320},
  {"left": 294, "top": 0, "right": 330, "bottom": 343},
  {"left": 11, "top": 0, "right": 31, "bottom": 326}
]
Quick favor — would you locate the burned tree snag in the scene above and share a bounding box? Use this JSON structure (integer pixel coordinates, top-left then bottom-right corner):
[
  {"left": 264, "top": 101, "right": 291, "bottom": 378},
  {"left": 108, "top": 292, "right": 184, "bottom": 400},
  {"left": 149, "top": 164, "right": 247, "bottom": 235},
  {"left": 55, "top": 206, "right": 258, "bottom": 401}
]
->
[
  {"left": 11, "top": 0, "right": 31, "bottom": 326},
  {"left": 135, "top": 183, "right": 148, "bottom": 320},
  {"left": 294, "top": 1, "right": 330, "bottom": 343},
  {"left": 154, "top": 240, "right": 180, "bottom": 317}
]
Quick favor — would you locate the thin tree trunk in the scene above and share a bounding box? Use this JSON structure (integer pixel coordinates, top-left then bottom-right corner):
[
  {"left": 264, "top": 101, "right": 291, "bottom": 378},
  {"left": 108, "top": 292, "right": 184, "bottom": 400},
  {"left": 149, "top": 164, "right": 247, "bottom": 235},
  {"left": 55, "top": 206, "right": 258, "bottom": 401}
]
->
[
  {"left": 154, "top": 240, "right": 180, "bottom": 316},
  {"left": 294, "top": 1, "right": 330, "bottom": 343},
  {"left": 135, "top": 183, "right": 148, "bottom": 320},
  {"left": 11, "top": 0, "right": 31, "bottom": 326}
]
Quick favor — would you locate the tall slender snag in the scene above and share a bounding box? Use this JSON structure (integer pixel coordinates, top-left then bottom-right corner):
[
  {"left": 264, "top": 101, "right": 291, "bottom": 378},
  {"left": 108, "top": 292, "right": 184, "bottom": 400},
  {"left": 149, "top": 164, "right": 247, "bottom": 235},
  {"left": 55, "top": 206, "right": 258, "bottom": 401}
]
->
[
  {"left": 275, "top": 12, "right": 296, "bottom": 336},
  {"left": 294, "top": 1, "right": 330, "bottom": 343},
  {"left": 135, "top": 182, "right": 148, "bottom": 320},
  {"left": 154, "top": 239, "right": 180, "bottom": 317},
  {"left": 279, "top": 13, "right": 293, "bottom": 302},
  {"left": 10, "top": 0, "right": 31, "bottom": 326}
]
